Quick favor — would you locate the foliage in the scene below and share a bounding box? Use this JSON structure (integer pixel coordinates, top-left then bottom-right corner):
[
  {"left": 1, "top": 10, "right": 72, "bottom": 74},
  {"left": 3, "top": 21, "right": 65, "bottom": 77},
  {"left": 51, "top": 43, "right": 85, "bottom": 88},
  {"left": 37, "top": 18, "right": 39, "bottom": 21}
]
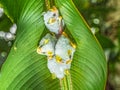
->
[{"left": 0, "top": 0, "right": 107, "bottom": 90}]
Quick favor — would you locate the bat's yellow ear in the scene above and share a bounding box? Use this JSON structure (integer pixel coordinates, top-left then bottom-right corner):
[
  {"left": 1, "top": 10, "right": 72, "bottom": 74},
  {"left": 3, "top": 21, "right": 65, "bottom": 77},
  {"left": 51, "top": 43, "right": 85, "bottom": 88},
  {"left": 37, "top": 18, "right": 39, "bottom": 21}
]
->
[
  {"left": 52, "top": 6, "right": 57, "bottom": 11},
  {"left": 49, "top": 6, "right": 57, "bottom": 12}
]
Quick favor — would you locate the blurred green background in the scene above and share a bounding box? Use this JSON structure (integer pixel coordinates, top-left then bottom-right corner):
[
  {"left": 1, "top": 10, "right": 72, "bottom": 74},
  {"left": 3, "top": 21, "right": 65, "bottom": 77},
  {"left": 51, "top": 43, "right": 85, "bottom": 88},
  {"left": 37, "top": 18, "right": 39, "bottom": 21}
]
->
[{"left": 0, "top": 0, "right": 120, "bottom": 90}]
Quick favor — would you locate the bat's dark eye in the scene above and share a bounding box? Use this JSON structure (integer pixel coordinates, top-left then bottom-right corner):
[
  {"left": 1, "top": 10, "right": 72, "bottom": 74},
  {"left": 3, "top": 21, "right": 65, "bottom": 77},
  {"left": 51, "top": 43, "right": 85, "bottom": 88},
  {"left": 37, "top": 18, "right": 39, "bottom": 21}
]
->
[{"left": 53, "top": 13, "right": 56, "bottom": 16}]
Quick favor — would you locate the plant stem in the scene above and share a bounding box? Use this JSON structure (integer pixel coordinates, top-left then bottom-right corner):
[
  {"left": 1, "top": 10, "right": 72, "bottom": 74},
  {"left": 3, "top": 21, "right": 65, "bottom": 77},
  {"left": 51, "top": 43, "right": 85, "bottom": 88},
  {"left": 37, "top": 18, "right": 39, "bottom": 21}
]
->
[
  {"left": 45, "top": 0, "right": 50, "bottom": 10},
  {"left": 60, "top": 73, "right": 73, "bottom": 90},
  {"left": 45, "top": 0, "right": 55, "bottom": 10}
]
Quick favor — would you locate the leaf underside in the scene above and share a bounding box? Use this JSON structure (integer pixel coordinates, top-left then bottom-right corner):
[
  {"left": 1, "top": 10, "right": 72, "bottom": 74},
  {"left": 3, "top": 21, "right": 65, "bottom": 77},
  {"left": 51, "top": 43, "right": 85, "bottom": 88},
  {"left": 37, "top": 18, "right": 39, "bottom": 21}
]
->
[{"left": 0, "top": 0, "right": 107, "bottom": 90}]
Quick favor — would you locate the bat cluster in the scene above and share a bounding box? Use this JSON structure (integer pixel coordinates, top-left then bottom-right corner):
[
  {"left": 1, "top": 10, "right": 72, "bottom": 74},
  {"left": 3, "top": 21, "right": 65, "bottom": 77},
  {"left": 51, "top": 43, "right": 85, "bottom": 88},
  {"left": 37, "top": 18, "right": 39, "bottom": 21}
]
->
[{"left": 37, "top": 7, "right": 76, "bottom": 79}]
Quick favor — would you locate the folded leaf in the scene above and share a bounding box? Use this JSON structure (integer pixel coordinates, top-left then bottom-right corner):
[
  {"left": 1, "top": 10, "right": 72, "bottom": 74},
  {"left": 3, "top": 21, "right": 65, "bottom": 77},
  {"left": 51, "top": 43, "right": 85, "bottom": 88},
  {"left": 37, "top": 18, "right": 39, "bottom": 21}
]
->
[
  {"left": 0, "top": 0, "right": 60, "bottom": 89},
  {"left": 55, "top": 0, "right": 107, "bottom": 90},
  {"left": 0, "top": 0, "right": 107, "bottom": 90}
]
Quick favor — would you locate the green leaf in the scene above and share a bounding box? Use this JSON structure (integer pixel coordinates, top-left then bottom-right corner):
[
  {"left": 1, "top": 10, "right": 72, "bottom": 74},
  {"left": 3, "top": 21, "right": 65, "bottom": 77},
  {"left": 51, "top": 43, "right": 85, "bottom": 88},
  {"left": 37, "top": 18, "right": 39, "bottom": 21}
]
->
[
  {"left": 0, "top": 0, "right": 60, "bottom": 89},
  {"left": 0, "top": 0, "right": 107, "bottom": 90},
  {"left": 72, "top": 0, "right": 90, "bottom": 11},
  {"left": 55, "top": 0, "right": 107, "bottom": 90},
  {"left": 96, "top": 33, "right": 115, "bottom": 49},
  {"left": 0, "top": 13, "right": 13, "bottom": 32}
]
